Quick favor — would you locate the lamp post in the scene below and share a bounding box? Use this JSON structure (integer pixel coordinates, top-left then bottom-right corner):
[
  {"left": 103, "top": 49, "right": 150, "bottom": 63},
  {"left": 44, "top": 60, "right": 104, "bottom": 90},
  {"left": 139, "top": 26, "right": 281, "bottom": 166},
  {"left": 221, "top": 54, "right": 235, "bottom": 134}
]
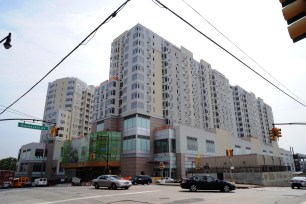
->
[{"left": 0, "top": 33, "right": 12, "bottom": 49}]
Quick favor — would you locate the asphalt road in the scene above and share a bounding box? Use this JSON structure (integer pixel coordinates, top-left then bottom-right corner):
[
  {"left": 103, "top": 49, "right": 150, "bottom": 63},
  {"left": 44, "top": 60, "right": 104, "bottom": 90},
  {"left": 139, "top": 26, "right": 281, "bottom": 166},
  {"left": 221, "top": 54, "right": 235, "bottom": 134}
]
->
[{"left": 1, "top": 184, "right": 306, "bottom": 204}]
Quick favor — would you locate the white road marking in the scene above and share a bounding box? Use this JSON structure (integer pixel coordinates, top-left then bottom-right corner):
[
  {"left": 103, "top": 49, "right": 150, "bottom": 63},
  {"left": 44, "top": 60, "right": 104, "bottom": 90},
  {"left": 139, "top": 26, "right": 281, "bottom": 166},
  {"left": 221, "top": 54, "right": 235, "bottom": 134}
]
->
[
  {"left": 254, "top": 187, "right": 287, "bottom": 191},
  {"left": 34, "top": 190, "right": 161, "bottom": 204}
]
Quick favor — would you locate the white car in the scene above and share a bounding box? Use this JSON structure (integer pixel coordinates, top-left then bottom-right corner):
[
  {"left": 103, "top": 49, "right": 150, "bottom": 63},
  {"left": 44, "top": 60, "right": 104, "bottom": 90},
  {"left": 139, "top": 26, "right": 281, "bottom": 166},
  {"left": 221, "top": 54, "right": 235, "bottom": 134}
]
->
[
  {"left": 32, "top": 178, "right": 48, "bottom": 187},
  {"left": 290, "top": 176, "right": 306, "bottom": 189},
  {"left": 92, "top": 175, "right": 132, "bottom": 190},
  {"left": 2, "top": 181, "right": 11, "bottom": 188},
  {"left": 156, "top": 177, "right": 174, "bottom": 184}
]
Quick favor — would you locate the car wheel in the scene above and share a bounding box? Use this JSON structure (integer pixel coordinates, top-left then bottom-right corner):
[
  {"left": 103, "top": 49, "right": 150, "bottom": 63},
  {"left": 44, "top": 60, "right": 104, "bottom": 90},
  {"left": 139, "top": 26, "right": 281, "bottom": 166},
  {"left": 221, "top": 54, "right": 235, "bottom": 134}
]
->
[
  {"left": 94, "top": 183, "right": 99, "bottom": 189},
  {"left": 125, "top": 187, "right": 129, "bottom": 189},
  {"left": 222, "top": 185, "right": 230, "bottom": 192},
  {"left": 297, "top": 185, "right": 301, "bottom": 189},
  {"left": 189, "top": 184, "right": 197, "bottom": 192},
  {"left": 111, "top": 183, "right": 117, "bottom": 190},
  {"left": 291, "top": 185, "right": 294, "bottom": 189}
]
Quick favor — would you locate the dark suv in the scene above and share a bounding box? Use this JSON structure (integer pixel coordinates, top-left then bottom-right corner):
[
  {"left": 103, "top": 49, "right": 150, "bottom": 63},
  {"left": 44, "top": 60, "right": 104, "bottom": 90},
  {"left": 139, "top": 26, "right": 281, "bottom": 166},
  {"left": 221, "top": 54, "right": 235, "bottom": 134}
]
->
[
  {"left": 180, "top": 175, "right": 236, "bottom": 192},
  {"left": 130, "top": 175, "right": 152, "bottom": 185}
]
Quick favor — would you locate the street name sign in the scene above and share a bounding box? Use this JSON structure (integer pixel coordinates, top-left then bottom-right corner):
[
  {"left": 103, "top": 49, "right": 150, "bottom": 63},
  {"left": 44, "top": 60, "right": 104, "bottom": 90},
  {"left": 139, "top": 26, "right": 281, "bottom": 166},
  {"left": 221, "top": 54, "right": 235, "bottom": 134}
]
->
[{"left": 18, "top": 122, "right": 49, "bottom": 131}]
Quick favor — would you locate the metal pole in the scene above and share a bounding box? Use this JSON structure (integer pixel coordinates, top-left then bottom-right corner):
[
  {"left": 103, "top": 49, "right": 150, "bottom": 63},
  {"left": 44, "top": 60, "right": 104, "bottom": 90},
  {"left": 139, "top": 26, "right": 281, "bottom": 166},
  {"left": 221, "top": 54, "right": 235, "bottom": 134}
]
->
[
  {"left": 41, "top": 145, "right": 45, "bottom": 177},
  {"left": 106, "top": 134, "right": 109, "bottom": 174},
  {"left": 229, "top": 157, "right": 233, "bottom": 181},
  {"left": 191, "top": 162, "right": 194, "bottom": 176},
  {"left": 0, "top": 33, "right": 10, "bottom": 43}
]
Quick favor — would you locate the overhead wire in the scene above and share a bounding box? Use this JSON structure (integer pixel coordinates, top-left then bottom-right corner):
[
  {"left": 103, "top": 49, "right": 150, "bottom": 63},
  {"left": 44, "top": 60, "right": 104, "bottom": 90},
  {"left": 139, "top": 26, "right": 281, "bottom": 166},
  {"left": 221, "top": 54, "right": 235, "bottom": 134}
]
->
[
  {"left": 0, "top": 0, "right": 131, "bottom": 115},
  {"left": 181, "top": 0, "right": 306, "bottom": 105},
  {"left": 153, "top": 0, "right": 306, "bottom": 108},
  {"left": 0, "top": 105, "right": 42, "bottom": 119}
]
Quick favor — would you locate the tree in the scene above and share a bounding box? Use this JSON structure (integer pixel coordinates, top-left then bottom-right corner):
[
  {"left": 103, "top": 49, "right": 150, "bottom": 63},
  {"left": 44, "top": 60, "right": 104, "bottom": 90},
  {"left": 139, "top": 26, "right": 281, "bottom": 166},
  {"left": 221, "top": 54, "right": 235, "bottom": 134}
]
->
[{"left": 0, "top": 157, "right": 17, "bottom": 171}]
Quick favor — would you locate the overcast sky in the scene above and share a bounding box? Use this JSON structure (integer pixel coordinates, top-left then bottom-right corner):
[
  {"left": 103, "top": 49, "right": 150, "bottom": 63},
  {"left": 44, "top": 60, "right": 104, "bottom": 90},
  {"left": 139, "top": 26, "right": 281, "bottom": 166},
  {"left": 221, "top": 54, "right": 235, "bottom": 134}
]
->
[{"left": 0, "top": 0, "right": 305, "bottom": 159}]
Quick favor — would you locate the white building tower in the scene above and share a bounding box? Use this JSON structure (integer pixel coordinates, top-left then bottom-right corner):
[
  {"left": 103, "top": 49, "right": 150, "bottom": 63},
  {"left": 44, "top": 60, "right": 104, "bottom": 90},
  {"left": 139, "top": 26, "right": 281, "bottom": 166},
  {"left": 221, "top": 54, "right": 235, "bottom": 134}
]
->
[{"left": 41, "top": 77, "right": 94, "bottom": 142}]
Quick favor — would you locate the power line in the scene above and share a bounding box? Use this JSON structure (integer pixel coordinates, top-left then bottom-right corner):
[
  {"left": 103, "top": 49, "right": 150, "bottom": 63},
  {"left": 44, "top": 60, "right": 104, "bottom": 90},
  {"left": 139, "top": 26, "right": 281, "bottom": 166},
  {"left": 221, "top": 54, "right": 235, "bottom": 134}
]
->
[
  {"left": 0, "top": 0, "right": 131, "bottom": 115},
  {"left": 181, "top": 0, "right": 306, "bottom": 105},
  {"left": 0, "top": 105, "right": 42, "bottom": 119},
  {"left": 153, "top": 0, "right": 306, "bottom": 108}
]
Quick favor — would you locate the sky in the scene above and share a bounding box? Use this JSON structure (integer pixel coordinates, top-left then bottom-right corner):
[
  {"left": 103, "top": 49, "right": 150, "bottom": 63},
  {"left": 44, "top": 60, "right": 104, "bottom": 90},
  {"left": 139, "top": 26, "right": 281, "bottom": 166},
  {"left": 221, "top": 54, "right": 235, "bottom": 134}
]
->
[{"left": 0, "top": 0, "right": 305, "bottom": 159}]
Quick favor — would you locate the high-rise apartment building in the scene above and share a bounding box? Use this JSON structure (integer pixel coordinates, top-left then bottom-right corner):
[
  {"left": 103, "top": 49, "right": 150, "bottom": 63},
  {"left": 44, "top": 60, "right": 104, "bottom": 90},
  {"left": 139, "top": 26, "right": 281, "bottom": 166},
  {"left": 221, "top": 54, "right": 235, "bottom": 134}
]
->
[
  {"left": 257, "top": 97, "right": 274, "bottom": 143},
  {"left": 231, "top": 86, "right": 274, "bottom": 143},
  {"left": 92, "top": 24, "right": 278, "bottom": 178},
  {"left": 41, "top": 77, "right": 95, "bottom": 142}
]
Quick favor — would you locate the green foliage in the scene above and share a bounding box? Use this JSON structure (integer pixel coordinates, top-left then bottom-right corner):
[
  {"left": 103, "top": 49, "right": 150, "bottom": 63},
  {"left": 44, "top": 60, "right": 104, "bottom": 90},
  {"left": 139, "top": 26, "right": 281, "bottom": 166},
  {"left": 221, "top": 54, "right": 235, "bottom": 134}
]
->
[{"left": 0, "top": 157, "right": 17, "bottom": 171}]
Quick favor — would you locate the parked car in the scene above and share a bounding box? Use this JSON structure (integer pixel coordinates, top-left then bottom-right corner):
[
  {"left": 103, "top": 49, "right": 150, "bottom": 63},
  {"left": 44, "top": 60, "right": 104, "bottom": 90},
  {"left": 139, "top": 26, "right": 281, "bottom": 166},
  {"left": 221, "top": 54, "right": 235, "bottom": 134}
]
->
[
  {"left": 12, "top": 177, "right": 30, "bottom": 187},
  {"left": 2, "top": 181, "right": 11, "bottom": 188},
  {"left": 72, "top": 177, "right": 81, "bottom": 186},
  {"left": 92, "top": 175, "right": 132, "bottom": 190},
  {"left": 290, "top": 176, "right": 306, "bottom": 189},
  {"left": 180, "top": 175, "right": 236, "bottom": 192},
  {"left": 24, "top": 181, "right": 33, "bottom": 187},
  {"left": 156, "top": 177, "right": 174, "bottom": 184},
  {"left": 32, "top": 178, "right": 48, "bottom": 187},
  {"left": 130, "top": 175, "right": 152, "bottom": 185}
]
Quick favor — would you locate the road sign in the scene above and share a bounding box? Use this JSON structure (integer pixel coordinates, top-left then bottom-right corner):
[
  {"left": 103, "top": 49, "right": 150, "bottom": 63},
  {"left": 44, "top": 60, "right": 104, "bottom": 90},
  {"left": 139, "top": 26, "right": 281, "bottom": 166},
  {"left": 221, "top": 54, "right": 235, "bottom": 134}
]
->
[{"left": 18, "top": 122, "right": 49, "bottom": 131}]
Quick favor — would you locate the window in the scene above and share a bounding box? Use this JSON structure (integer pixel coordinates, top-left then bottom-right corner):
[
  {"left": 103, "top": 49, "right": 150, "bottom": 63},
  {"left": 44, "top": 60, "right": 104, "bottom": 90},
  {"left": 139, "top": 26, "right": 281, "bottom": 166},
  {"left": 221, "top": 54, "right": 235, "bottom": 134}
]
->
[
  {"left": 131, "top": 102, "right": 137, "bottom": 109},
  {"left": 97, "top": 122, "right": 104, "bottom": 132},
  {"left": 123, "top": 135, "right": 136, "bottom": 151},
  {"left": 132, "top": 82, "right": 144, "bottom": 90},
  {"left": 132, "top": 73, "right": 144, "bottom": 81},
  {"left": 187, "top": 136, "right": 198, "bottom": 152},
  {"left": 131, "top": 92, "right": 144, "bottom": 100},
  {"left": 235, "top": 145, "right": 241, "bottom": 155},
  {"left": 154, "top": 139, "right": 169, "bottom": 153},
  {"left": 206, "top": 140, "right": 215, "bottom": 153},
  {"left": 246, "top": 147, "right": 251, "bottom": 154}
]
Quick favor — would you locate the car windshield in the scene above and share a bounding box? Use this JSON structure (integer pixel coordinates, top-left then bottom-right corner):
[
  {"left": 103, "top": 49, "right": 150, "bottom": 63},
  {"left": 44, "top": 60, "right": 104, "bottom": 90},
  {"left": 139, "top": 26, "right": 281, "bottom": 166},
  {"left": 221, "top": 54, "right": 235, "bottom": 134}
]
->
[{"left": 109, "top": 175, "right": 122, "bottom": 180}]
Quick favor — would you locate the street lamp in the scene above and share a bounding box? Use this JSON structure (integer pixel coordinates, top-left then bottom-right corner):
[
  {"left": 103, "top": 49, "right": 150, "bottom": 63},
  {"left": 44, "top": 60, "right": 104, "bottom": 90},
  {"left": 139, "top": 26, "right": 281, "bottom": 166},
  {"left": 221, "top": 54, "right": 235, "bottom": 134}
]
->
[{"left": 0, "top": 33, "right": 12, "bottom": 49}]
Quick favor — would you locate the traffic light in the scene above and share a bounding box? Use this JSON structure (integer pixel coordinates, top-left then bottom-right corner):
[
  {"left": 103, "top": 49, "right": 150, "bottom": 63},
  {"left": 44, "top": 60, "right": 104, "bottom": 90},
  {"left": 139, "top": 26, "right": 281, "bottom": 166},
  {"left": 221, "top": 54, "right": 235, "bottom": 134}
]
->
[
  {"left": 280, "top": 0, "right": 306, "bottom": 43},
  {"left": 50, "top": 127, "right": 56, "bottom": 137},
  {"left": 269, "top": 128, "right": 279, "bottom": 141},
  {"left": 50, "top": 127, "right": 59, "bottom": 137},
  {"left": 55, "top": 127, "right": 59, "bottom": 136},
  {"left": 89, "top": 153, "right": 96, "bottom": 160},
  {"left": 275, "top": 128, "right": 282, "bottom": 137},
  {"left": 226, "top": 149, "right": 233, "bottom": 157},
  {"left": 229, "top": 149, "right": 234, "bottom": 157},
  {"left": 269, "top": 129, "right": 274, "bottom": 140}
]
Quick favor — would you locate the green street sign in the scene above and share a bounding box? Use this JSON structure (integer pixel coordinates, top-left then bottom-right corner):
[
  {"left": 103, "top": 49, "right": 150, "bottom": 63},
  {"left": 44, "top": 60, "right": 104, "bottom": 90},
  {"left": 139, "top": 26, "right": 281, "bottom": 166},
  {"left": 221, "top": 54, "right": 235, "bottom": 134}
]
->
[{"left": 18, "top": 122, "right": 49, "bottom": 131}]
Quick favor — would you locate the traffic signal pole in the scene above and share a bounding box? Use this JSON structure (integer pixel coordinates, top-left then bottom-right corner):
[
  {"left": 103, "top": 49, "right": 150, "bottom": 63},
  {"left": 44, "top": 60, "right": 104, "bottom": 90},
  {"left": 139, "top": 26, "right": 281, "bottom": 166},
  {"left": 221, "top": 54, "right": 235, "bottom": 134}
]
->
[
  {"left": 0, "top": 118, "right": 56, "bottom": 125},
  {"left": 273, "top": 123, "right": 306, "bottom": 125},
  {"left": 229, "top": 157, "right": 233, "bottom": 182}
]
